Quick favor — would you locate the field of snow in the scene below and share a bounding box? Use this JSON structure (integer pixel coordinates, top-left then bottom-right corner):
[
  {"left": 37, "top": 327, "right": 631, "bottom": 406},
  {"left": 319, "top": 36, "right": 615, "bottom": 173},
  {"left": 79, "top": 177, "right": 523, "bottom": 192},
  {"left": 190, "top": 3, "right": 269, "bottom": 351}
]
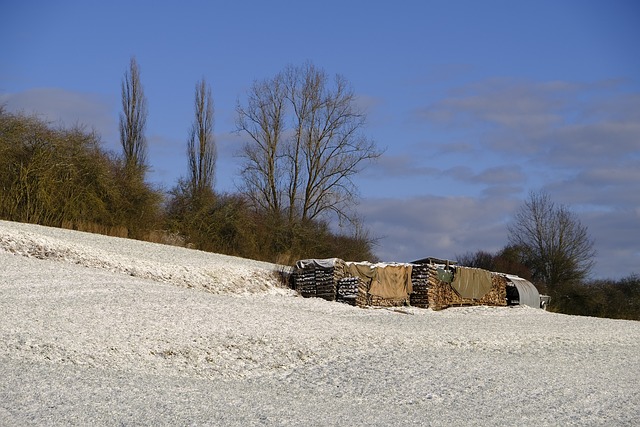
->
[{"left": 1, "top": 220, "right": 639, "bottom": 426}]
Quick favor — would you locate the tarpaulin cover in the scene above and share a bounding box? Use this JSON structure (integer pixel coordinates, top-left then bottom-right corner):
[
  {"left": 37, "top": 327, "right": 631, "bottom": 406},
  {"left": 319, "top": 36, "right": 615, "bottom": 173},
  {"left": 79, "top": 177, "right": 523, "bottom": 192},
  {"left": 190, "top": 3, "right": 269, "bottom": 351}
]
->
[
  {"left": 295, "top": 258, "right": 340, "bottom": 270},
  {"left": 451, "top": 267, "right": 493, "bottom": 299},
  {"left": 346, "top": 263, "right": 413, "bottom": 299},
  {"left": 436, "top": 268, "right": 453, "bottom": 283},
  {"left": 370, "top": 264, "right": 413, "bottom": 299},
  {"left": 346, "top": 262, "right": 376, "bottom": 280}
]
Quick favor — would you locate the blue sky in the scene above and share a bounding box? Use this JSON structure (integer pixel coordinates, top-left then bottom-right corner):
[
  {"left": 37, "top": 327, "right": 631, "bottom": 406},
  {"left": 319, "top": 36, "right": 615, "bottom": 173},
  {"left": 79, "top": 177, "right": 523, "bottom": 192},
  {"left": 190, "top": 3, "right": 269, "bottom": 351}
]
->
[{"left": 2, "top": 0, "right": 639, "bottom": 279}]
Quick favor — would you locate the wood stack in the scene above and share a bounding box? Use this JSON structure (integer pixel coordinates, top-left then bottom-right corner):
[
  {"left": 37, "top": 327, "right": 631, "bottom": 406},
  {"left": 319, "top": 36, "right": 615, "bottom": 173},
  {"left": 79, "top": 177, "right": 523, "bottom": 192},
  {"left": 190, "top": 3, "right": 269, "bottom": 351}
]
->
[
  {"left": 292, "top": 258, "right": 349, "bottom": 302},
  {"left": 365, "top": 294, "right": 410, "bottom": 307},
  {"left": 480, "top": 273, "right": 507, "bottom": 306},
  {"left": 292, "top": 269, "right": 317, "bottom": 298},
  {"left": 355, "top": 277, "right": 370, "bottom": 308},
  {"left": 427, "top": 267, "right": 507, "bottom": 310},
  {"left": 314, "top": 267, "right": 337, "bottom": 301},
  {"left": 427, "top": 265, "right": 452, "bottom": 311},
  {"left": 351, "top": 263, "right": 412, "bottom": 308},
  {"left": 409, "top": 263, "right": 430, "bottom": 308},
  {"left": 293, "top": 257, "right": 509, "bottom": 310},
  {"left": 336, "top": 277, "right": 359, "bottom": 305}
]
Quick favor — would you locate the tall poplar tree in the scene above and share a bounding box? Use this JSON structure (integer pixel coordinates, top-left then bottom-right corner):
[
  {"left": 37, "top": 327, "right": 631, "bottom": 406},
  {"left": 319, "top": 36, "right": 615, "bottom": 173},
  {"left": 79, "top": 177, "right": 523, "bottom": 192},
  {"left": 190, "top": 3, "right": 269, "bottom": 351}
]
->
[
  {"left": 119, "top": 56, "right": 148, "bottom": 173},
  {"left": 187, "top": 78, "right": 216, "bottom": 201}
]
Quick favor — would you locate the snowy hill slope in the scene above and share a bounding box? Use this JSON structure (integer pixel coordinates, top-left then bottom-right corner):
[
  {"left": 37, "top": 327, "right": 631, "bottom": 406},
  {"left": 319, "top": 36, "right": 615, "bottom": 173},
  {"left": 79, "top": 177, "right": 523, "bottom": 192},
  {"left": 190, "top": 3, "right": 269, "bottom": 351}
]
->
[
  {"left": 1, "top": 220, "right": 639, "bottom": 426},
  {"left": 0, "top": 220, "right": 289, "bottom": 295}
]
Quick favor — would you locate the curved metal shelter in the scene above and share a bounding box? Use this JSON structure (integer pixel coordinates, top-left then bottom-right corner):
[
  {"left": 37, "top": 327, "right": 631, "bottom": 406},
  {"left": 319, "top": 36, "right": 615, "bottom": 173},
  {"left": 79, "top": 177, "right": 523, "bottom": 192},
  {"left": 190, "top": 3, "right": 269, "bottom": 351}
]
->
[{"left": 505, "top": 274, "right": 540, "bottom": 308}]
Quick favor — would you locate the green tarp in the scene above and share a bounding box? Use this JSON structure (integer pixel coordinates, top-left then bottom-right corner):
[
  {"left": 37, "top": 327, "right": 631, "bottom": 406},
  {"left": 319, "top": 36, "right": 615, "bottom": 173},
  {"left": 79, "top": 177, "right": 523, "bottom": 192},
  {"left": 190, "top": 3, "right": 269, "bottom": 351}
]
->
[{"left": 450, "top": 267, "right": 493, "bottom": 299}]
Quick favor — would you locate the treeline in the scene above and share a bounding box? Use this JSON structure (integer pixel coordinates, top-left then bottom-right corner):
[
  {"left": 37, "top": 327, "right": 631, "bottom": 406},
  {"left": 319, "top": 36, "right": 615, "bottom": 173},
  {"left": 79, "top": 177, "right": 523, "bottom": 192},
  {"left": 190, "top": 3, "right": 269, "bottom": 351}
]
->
[
  {"left": 553, "top": 276, "right": 640, "bottom": 321},
  {"left": 0, "top": 108, "right": 375, "bottom": 264},
  {"left": 457, "top": 248, "right": 640, "bottom": 321},
  {"left": 0, "top": 109, "right": 161, "bottom": 238}
]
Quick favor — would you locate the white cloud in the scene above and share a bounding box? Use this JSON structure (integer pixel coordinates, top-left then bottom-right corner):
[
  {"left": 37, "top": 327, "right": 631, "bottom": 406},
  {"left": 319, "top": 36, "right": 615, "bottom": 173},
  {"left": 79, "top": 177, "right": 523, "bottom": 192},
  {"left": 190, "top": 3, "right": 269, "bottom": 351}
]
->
[
  {"left": 358, "top": 195, "right": 516, "bottom": 263},
  {"left": 357, "top": 192, "right": 638, "bottom": 279},
  {"left": 1, "top": 88, "right": 117, "bottom": 144}
]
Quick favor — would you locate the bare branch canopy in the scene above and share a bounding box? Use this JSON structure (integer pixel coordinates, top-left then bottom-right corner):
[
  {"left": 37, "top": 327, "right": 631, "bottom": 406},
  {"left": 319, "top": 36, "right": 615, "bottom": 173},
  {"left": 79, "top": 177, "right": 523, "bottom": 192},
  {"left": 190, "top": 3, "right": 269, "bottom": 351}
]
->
[
  {"left": 236, "top": 62, "right": 382, "bottom": 225},
  {"left": 508, "top": 191, "right": 596, "bottom": 287}
]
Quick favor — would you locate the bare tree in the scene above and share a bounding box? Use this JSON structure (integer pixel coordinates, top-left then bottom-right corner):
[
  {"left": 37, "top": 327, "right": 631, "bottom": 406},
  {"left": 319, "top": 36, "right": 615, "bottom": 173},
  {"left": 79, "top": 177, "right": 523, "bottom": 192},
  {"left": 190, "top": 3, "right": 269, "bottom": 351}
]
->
[
  {"left": 187, "top": 78, "right": 216, "bottom": 198},
  {"left": 508, "top": 191, "right": 596, "bottom": 287},
  {"left": 236, "top": 73, "right": 287, "bottom": 215},
  {"left": 236, "top": 62, "right": 382, "bottom": 225},
  {"left": 119, "top": 57, "right": 147, "bottom": 173}
]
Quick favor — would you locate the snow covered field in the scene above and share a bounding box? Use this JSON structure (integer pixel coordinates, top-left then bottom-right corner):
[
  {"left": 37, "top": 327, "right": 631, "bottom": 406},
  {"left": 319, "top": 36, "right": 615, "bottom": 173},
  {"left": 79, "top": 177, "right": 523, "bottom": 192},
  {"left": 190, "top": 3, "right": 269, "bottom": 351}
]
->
[{"left": 1, "top": 220, "right": 639, "bottom": 426}]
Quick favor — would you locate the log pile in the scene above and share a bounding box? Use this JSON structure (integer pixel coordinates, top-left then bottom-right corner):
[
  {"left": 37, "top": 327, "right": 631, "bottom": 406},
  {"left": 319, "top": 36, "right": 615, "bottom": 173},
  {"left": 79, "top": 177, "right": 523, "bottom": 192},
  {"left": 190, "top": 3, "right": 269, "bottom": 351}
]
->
[
  {"left": 427, "top": 267, "right": 507, "bottom": 310},
  {"left": 293, "top": 269, "right": 317, "bottom": 298},
  {"left": 427, "top": 265, "right": 453, "bottom": 311},
  {"left": 336, "top": 277, "right": 359, "bottom": 305},
  {"left": 365, "top": 294, "right": 410, "bottom": 307},
  {"left": 355, "top": 277, "right": 370, "bottom": 308},
  {"left": 351, "top": 263, "right": 412, "bottom": 308},
  {"left": 292, "top": 258, "right": 349, "bottom": 302},
  {"left": 293, "top": 258, "right": 509, "bottom": 310},
  {"left": 314, "top": 267, "right": 337, "bottom": 301},
  {"left": 409, "top": 263, "right": 431, "bottom": 308},
  {"left": 476, "top": 273, "right": 507, "bottom": 306}
]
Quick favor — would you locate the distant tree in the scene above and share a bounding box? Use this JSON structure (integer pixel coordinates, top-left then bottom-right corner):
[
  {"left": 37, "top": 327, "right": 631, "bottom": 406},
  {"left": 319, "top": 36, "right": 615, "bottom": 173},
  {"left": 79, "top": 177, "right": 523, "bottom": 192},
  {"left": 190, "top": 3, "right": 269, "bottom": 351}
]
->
[
  {"left": 455, "top": 250, "right": 496, "bottom": 270},
  {"left": 187, "top": 78, "right": 217, "bottom": 202},
  {"left": 493, "top": 245, "right": 532, "bottom": 282},
  {"left": 455, "top": 246, "right": 532, "bottom": 281},
  {"left": 551, "top": 274, "right": 640, "bottom": 320},
  {"left": 508, "top": 191, "right": 596, "bottom": 288},
  {"left": 119, "top": 56, "right": 148, "bottom": 173},
  {"left": 0, "top": 109, "right": 164, "bottom": 236},
  {"left": 236, "top": 62, "right": 382, "bottom": 227}
]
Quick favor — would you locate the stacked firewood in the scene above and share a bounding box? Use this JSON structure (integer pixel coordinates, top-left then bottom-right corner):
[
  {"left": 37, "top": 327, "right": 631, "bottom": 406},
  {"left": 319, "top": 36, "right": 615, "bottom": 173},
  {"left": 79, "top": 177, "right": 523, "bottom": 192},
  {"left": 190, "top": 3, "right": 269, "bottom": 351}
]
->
[
  {"left": 336, "top": 277, "right": 359, "bottom": 305},
  {"left": 366, "top": 294, "right": 410, "bottom": 307},
  {"left": 427, "top": 268, "right": 507, "bottom": 310},
  {"left": 293, "top": 258, "right": 507, "bottom": 310},
  {"left": 314, "top": 267, "right": 336, "bottom": 301},
  {"left": 479, "top": 273, "right": 507, "bottom": 306},
  {"left": 292, "top": 259, "right": 350, "bottom": 302},
  {"left": 352, "top": 265, "right": 411, "bottom": 308},
  {"left": 409, "top": 263, "right": 431, "bottom": 308},
  {"left": 333, "top": 259, "right": 348, "bottom": 282},
  {"left": 292, "top": 269, "right": 317, "bottom": 298},
  {"left": 355, "top": 277, "right": 370, "bottom": 307},
  {"left": 427, "top": 265, "right": 452, "bottom": 311}
]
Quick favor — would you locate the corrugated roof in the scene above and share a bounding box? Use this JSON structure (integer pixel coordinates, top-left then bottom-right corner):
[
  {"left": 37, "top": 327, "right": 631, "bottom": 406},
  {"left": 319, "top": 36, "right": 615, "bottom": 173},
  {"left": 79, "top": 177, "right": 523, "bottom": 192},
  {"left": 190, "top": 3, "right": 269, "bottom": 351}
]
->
[{"left": 504, "top": 274, "right": 540, "bottom": 308}]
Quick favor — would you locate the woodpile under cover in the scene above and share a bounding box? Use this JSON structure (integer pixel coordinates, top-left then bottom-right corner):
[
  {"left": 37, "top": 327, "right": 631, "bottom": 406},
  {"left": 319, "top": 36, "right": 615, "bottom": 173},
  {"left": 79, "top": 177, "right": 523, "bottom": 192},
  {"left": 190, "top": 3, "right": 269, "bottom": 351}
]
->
[
  {"left": 425, "top": 264, "right": 507, "bottom": 311},
  {"left": 292, "top": 257, "right": 514, "bottom": 311},
  {"left": 346, "top": 262, "right": 413, "bottom": 308},
  {"left": 292, "top": 258, "right": 348, "bottom": 302}
]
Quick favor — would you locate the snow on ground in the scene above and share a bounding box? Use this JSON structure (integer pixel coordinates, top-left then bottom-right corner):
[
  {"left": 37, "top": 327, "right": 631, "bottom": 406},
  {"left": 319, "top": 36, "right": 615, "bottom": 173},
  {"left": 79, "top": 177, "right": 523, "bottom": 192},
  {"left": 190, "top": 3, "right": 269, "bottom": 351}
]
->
[
  {"left": 0, "top": 220, "right": 289, "bottom": 296},
  {"left": 1, "top": 220, "right": 639, "bottom": 426}
]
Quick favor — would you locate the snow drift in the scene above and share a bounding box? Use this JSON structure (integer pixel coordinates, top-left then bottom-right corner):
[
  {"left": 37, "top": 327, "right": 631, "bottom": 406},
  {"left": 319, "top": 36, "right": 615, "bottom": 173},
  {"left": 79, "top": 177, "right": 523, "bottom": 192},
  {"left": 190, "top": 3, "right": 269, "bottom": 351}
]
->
[
  {"left": 1, "top": 220, "right": 639, "bottom": 426},
  {"left": 0, "top": 220, "right": 290, "bottom": 295}
]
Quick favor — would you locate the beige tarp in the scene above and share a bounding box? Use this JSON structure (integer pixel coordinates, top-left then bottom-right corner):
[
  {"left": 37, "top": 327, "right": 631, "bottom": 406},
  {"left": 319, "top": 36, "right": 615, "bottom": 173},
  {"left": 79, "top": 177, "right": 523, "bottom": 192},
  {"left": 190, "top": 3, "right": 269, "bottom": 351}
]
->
[
  {"left": 451, "top": 267, "right": 493, "bottom": 299},
  {"left": 346, "top": 263, "right": 413, "bottom": 299},
  {"left": 347, "top": 263, "right": 376, "bottom": 281}
]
